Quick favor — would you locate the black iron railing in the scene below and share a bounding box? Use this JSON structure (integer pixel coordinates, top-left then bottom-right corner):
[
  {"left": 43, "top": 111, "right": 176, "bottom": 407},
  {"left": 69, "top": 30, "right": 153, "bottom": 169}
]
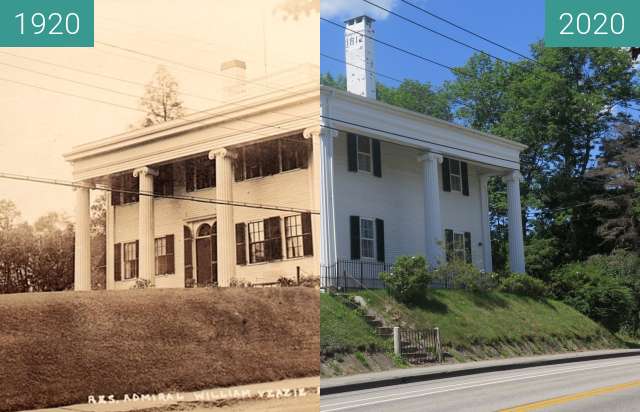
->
[{"left": 321, "top": 259, "right": 393, "bottom": 290}]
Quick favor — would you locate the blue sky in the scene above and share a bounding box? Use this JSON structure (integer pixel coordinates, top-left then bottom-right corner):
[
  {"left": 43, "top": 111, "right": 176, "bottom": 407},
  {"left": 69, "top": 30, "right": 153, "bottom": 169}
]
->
[{"left": 321, "top": 0, "right": 544, "bottom": 88}]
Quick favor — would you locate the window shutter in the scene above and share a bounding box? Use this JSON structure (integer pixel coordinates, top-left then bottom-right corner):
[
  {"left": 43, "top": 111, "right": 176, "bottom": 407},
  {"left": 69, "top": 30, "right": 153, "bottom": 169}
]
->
[
  {"left": 185, "top": 159, "right": 195, "bottom": 192},
  {"left": 166, "top": 234, "right": 175, "bottom": 274},
  {"left": 350, "top": 216, "right": 361, "bottom": 260},
  {"left": 464, "top": 232, "right": 472, "bottom": 264},
  {"left": 110, "top": 175, "right": 122, "bottom": 206},
  {"left": 372, "top": 139, "right": 382, "bottom": 177},
  {"left": 445, "top": 229, "right": 454, "bottom": 262},
  {"left": 235, "top": 223, "right": 247, "bottom": 265},
  {"left": 135, "top": 240, "right": 139, "bottom": 278},
  {"left": 114, "top": 243, "right": 122, "bottom": 281},
  {"left": 301, "top": 212, "right": 314, "bottom": 256},
  {"left": 461, "top": 162, "right": 469, "bottom": 196},
  {"left": 442, "top": 158, "right": 451, "bottom": 192},
  {"left": 347, "top": 133, "right": 358, "bottom": 172},
  {"left": 375, "top": 218, "right": 385, "bottom": 262},
  {"left": 211, "top": 158, "right": 217, "bottom": 188},
  {"left": 270, "top": 216, "right": 282, "bottom": 260}
]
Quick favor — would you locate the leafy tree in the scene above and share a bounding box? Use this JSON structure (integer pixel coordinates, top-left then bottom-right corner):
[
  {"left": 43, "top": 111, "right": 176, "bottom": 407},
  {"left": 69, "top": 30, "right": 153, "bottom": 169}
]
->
[
  {"left": 320, "top": 72, "right": 346, "bottom": 90},
  {"left": 139, "top": 65, "right": 185, "bottom": 127},
  {"left": 377, "top": 80, "right": 452, "bottom": 121},
  {"left": 90, "top": 194, "right": 107, "bottom": 289}
]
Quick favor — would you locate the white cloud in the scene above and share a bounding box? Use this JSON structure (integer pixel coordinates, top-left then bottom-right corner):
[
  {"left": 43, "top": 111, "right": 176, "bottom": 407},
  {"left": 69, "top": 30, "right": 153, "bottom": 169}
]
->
[{"left": 321, "top": 0, "right": 399, "bottom": 20}]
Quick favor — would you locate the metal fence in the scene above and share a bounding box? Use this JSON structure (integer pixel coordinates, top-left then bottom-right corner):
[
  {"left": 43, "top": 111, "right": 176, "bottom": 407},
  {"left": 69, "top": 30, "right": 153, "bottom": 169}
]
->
[
  {"left": 397, "top": 327, "right": 442, "bottom": 364},
  {"left": 321, "top": 259, "right": 393, "bottom": 290}
]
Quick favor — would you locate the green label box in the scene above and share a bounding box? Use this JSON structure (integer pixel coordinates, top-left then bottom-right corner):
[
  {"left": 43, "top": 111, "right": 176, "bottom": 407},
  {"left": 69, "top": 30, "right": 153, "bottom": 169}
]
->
[
  {"left": 545, "top": 0, "right": 640, "bottom": 47},
  {"left": 0, "top": 0, "right": 93, "bottom": 47}
]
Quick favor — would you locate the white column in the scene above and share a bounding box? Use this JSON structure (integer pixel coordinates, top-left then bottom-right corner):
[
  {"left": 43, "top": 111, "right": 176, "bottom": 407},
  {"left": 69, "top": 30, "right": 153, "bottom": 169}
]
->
[
  {"left": 504, "top": 170, "right": 526, "bottom": 273},
  {"left": 419, "top": 152, "right": 444, "bottom": 267},
  {"left": 209, "top": 148, "right": 237, "bottom": 287},
  {"left": 319, "top": 128, "right": 338, "bottom": 278},
  {"left": 105, "top": 189, "right": 115, "bottom": 290},
  {"left": 304, "top": 126, "right": 322, "bottom": 275},
  {"left": 133, "top": 167, "right": 158, "bottom": 285},
  {"left": 479, "top": 175, "right": 493, "bottom": 273},
  {"left": 74, "top": 185, "right": 92, "bottom": 291}
]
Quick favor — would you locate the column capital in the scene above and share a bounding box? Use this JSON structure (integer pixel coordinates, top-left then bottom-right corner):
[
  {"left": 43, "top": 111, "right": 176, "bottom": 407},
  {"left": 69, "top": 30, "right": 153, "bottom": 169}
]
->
[
  {"left": 208, "top": 148, "right": 238, "bottom": 161},
  {"left": 303, "top": 126, "right": 322, "bottom": 140},
  {"left": 503, "top": 170, "right": 522, "bottom": 183},
  {"left": 478, "top": 174, "right": 492, "bottom": 186},
  {"left": 314, "top": 126, "right": 338, "bottom": 140},
  {"left": 418, "top": 151, "right": 443, "bottom": 164},
  {"left": 133, "top": 167, "right": 159, "bottom": 178}
]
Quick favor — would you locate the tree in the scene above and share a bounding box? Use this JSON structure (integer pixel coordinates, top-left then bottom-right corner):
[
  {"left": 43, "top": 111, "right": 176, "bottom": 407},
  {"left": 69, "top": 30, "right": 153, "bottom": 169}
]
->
[
  {"left": 139, "top": 65, "right": 185, "bottom": 127},
  {"left": 90, "top": 194, "right": 107, "bottom": 289},
  {"left": 274, "top": 0, "right": 319, "bottom": 20},
  {"left": 320, "top": 72, "right": 346, "bottom": 90},
  {"left": 377, "top": 80, "right": 452, "bottom": 121}
]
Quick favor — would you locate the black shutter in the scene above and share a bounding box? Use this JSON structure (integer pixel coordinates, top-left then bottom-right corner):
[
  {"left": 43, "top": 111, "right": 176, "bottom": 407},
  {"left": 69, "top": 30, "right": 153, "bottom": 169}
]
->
[
  {"left": 350, "top": 216, "right": 361, "bottom": 260},
  {"left": 445, "top": 229, "right": 454, "bottom": 262},
  {"left": 270, "top": 216, "right": 282, "bottom": 260},
  {"left": 375, "top": 218, "right": 385, "bottom": 262},
  {"left": 135, "top": 240, "right": 139, "bottom": 278},
  {"left": 461, "top": 162, "right": 469, "bottom": 196},
  {"left": 185, "top": 159, "right": 195, "bottom": 192},
  {"left": 464, "top": 232, "right": 472, "bottom": 264},
  {"left": 301, "top": 212, "right": 314, "bottom": 256},
  {"left": 442, "top": 158, "right": 451, "bottom": 192},
  {"left": 114, "top": 243, "right": 122, "bottom": 281},
  {"left": 372, "top": 139, "right": 382, "bottom": 177},
  {"left": 110, "top": 175, "right": 122, "bottom": 206},
  {"left": 166, "top": 234, "right": 175, "bottom": 274},
  {"left": 236, "top": 223, "right": 247, "bottom": 265},
  {"left": 347, "top": 133, "right": 358, "bottom": 172}
]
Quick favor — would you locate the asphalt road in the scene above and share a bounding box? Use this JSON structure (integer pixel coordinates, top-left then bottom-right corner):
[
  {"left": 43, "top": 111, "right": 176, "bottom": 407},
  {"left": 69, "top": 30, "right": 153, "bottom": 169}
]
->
[{"left": 320, "top": 356, "right": 640, "bottom": 411}]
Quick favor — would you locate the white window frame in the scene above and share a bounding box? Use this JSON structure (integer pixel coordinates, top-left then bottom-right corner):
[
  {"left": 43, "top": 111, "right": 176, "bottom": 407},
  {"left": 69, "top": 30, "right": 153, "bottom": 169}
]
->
[
  {"left": 123, "top": 241, "right": 138, "bottom": 280},
  {"left": 248, "top": 220, "right": 266, "bottom": 264},
  {"left": 449, "top": 159, "right": 463, "bottom": 193},
  {"left": 452, "top": 231, "right": 466, "bottom": 262},
  {"left": 356, "top": 135, "right": 372, "bottom": 173},
  {"left": 285, "top": 214, "right": 304, "bottom": 259},
  {"left": 360, "top": 217, "right": 376, "bottom": 260},
  {"left": 154, "top": 236, "right": 171, "bottom": 276}
]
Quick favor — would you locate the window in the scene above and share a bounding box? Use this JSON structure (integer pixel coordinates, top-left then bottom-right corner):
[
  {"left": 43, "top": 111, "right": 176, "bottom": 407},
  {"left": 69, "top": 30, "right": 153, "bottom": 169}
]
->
[
  {"left": 357, "top": 135, "right": 372, "bottom": 173},
  {"left": 123, "top": 241, "right": 138, "bottom": 279},
  {"left": 449, "top": 159, "right": 462, "bottom": 192},
  {"left": 234, "top": 135, "right": 308, "bottom": 182},
  {"left": 248, "top": 221, "right": 265, "bottom": 263},
  {"left": 360, "top": 218, "right": 375, "bottom": 259},
  {"left": 154, "top": 164, "right": 174, "bottom": 197},
  {"left": 155, "top": 235, "right": 175, "bottom": 276},
  {"left": 185, "top": 156, "right": 215, "bottom": 192},
  {"left": 285, "top": 214, "right": 313, "bottom": 258},
  {"left": 445, "top": 229, "right": 472, "bottom": 264},
  {"left": 110, "top": 173, "right": 139, "bottom": 205},
  {"left": 453, "top": 232, "right": 465, "bottom": 261},
  {"left": 281, "top": 138, "right": 309, "bottom": 172}
]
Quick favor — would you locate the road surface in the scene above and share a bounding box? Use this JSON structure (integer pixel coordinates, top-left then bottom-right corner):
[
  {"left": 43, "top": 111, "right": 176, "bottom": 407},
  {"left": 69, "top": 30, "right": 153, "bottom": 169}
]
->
[{"left": 321, "top": 356, "right": 640, "bottom": 411}]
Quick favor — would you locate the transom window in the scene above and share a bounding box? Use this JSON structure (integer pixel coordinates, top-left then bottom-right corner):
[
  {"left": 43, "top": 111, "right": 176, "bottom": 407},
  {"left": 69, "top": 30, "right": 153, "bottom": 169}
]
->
[
  {"left": 360, "top": 218, "right": 375, "bottom": 259},
  {"left": 248, "top": 221, "right": 266, "bottom": 264},
  {"left": 449, "top": 159, "right": 462, "bottom": 192},
  {"left": 123, "top": 241, "right": 138, "bottom": 279},
  {"left": 357, "top": 135, "right": 372, "bottom": 173}
]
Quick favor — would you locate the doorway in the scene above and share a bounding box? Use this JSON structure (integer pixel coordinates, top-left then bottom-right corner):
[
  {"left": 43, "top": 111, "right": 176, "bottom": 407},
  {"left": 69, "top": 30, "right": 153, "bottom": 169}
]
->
[{"left": 195, "top": 222, "right": 218, "bottom": 286}]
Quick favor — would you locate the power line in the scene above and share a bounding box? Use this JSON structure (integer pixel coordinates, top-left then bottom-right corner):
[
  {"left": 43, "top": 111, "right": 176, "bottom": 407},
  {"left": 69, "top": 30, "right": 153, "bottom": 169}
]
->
[
  {"left": 398, "top": 0, "right": 535, "bottom": 63},
  {"left": 319, "top": 118, "right": 521, "bottom": 167},
  {"left": 0, "top": 172, "right": 319, "bottom": 215},
  {"left": 362, "top": 0, "right": 514, "bottom": 66}
]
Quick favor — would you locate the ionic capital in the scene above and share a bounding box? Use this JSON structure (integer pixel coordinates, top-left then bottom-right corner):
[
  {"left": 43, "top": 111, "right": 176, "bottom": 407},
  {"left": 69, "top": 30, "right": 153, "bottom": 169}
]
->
[
  {"left": 418, "top": 151, "right": 443, "bottom": 164},
  {"left": 208, "top": 148, "right": 238, "bottom": 161},
  {"left": 133, "top": 167, "right": 159, "bottom": 178},
  {"left": 502, "top": 170, "right": 522, "bottom": 184},
  {"left": 303, "top": 126, "right": 322, "bottom": 140}
]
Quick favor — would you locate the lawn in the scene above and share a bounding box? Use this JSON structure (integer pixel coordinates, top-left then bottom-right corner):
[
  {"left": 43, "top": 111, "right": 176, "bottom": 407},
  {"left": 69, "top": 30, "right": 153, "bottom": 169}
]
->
[
  {"left": 320, "top": 293, "right": 389, "bottom": 356},
  {"left": 0, "top": 288, "right": 319, "bottom": 412},
  {"left": 357, "top": 289, "right": 622, "bottom": 359}
]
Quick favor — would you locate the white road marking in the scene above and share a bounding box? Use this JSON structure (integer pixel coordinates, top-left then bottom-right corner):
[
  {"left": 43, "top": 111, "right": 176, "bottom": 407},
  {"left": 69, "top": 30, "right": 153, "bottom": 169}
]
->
[{"left": 320, "top": 358, "right": 640, "bottom": 411}]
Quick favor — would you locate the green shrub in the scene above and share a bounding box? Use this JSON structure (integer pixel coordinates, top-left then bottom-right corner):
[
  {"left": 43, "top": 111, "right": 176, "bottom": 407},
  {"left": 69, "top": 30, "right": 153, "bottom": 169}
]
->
[
  {"left": 499, "top": 273, "right": 548, "bottom": 299},
  {"left": 551, "top": 261, "right": 633, "bottom": 332},
  {"left": 380, "top": 256, "right": 432, "bottom": 304},
  {"left": 434, "top": 260, "right": 498, "bottom": 292}
]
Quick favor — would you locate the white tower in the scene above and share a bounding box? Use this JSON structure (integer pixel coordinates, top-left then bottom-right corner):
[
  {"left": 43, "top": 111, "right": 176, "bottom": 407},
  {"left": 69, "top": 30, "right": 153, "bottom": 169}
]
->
[{"left": 345, "top": 16, "right": 376, "bottom": 99}]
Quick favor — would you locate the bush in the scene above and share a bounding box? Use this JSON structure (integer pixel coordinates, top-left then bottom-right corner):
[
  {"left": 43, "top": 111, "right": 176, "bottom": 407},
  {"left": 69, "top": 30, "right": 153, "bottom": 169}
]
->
[
  {"left": 551, "top": 261, "right": 633, "bottom": 332},
  {"left": 434, "top": 260, "right": 498, "bottom": 292},
  {"left": 380, "top": 256, "right": 432, "bottom": 304},
  {"left": 499, "top": 273, "right": 547, "bottom": 299}
]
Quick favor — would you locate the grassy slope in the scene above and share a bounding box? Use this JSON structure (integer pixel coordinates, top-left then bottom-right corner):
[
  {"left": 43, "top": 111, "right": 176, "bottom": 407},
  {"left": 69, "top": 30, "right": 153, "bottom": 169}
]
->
[
  {"left": 0, "top": 288, "right": 319, "bottom": 412},
  {"left": 320, "top": 293, "right": 389, "bottom": 355},
  {"left": 358, "top": 289, "right": 622, "bottom": 360}
]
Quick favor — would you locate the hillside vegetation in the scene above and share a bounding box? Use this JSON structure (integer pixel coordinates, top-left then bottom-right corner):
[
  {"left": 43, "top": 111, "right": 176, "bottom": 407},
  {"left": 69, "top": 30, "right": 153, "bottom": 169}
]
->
[
  {"left": 321, "top": 289, "right": 624, "bottom": 375},
  {"left": 0, "top": 288, "right": 319, "bottom": 412}
]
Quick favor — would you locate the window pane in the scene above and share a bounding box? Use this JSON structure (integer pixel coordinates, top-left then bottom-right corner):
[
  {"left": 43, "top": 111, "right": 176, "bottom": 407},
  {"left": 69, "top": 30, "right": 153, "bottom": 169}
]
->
[
  {"left": 361, "top": 239, "right": 374, "bottom": 258},
  {"left": 357, "top": 153, "right": 371, "bottom": 172},
  {"left": 451, "top": 176, "right": 462, "bottom": 192},
  {"left": 357, "top": 135, "right": 371, "bottom": 154},
  {"left": 361, "top": 219, "right": 374, "bottom": 239},
  {"left": 450, "top": 159, "right": 460, "bottom": 175}
]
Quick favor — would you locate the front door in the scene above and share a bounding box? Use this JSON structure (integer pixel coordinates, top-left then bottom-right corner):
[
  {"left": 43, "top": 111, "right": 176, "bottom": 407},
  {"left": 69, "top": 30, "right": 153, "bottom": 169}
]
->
[{"left": 195, "top": 223, "right": 218, "bottom": 286}]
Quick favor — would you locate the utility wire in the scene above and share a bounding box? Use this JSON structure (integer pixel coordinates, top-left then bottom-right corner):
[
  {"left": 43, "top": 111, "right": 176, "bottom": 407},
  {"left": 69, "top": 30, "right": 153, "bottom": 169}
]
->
[
  {"left": 0, "top": 172, "right": 319, "bottom": 215},
  {"left": 398, "top": 0, "right": 536, "bottom": 63}
]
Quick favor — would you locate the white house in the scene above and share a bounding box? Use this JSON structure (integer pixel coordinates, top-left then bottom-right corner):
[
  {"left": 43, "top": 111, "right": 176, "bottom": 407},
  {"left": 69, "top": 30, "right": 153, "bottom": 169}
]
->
[
  {"left": 318, "top": 16, "right": 527, "bottom": 287},
  {"left": 65, "top": 63, "right": 321, "bottom": 290}
]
